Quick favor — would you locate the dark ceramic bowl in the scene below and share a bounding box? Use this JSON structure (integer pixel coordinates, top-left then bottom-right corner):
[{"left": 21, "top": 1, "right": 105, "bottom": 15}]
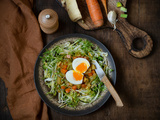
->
[{"left": 34, "top": 34, "right": 116, "bottom": 116}]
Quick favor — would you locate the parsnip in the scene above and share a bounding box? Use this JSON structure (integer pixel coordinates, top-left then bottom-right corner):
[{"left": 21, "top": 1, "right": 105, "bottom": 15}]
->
[{"left": 65, "top": 0, "right": 82, "bottom": 22}]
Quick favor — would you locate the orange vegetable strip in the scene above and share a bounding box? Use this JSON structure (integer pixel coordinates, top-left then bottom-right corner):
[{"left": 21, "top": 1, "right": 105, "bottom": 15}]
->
[
  {"left": 65, "top": 88, "right": 71, "bottom": 93},
  {"left": 86, "top": 0, "right": 104, "bottom": 27},
  {"left": 61, "top": 69, "right": 67, "bottom": 74},
  {"left": 61, "top": 86, "right": 66, "bottom": 89},
  {"left": 72, "top": 85, "right": 77, "bottom": 90}
]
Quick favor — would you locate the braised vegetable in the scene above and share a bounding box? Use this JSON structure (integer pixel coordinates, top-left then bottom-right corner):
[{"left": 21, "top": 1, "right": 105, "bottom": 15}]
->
[
  {"left": 72, "top": 85, "right": 77, "bottom": 90},
  {"left": 81, "top": 84, "right": 87, "bottom": 88},
  {"left": 91, "top": 70, "right": 95, "bottom": 74},
  {"left": 61, "top": 86, "right": 66, "bottom": 89},
  {"left": 84, "top": 77, "right": 89, "bottom": 83},
  {"left": 76, "top": 84, "right": 81, "bottom": 89},
  {"left": 88, "top": 72, "right": 93, "bottom": 77},
  {"left": 65, "top": 88, "right": 71, "bottom": 93},
  {"left": 61, "top": 68, "right": 67, "bottom": 74},
  {"left": 91, "top": 64, "right": 96, "bottom": 70}
]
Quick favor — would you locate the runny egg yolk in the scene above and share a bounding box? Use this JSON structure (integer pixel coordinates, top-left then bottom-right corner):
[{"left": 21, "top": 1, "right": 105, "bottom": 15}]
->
[
  {"left": 73, "top": 71, "right": 83, "bottom": 81},
  {"left": 75, "top": 62, "right": 88, "bottom": 73}
]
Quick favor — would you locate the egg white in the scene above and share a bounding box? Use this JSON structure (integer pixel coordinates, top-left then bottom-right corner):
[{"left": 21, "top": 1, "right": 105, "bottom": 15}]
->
[{"left": 65, "top": 70, "right": 83, "bottom": 84}]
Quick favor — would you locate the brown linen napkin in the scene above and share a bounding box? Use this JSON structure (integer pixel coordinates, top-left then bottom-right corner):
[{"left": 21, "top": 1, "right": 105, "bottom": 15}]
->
[{"left": 0, "top": 0, "right": 48, "bottom": 119}]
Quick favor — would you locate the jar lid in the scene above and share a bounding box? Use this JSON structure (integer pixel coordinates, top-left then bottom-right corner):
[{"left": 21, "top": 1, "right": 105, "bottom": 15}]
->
[{"left": 38, "top": 9, "right": 58, "bottom": 28}]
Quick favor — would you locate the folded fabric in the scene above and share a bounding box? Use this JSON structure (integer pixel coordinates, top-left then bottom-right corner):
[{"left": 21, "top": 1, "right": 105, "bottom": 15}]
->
[{"left": 0, "top": 0, "right": 48, "bottom": 119}]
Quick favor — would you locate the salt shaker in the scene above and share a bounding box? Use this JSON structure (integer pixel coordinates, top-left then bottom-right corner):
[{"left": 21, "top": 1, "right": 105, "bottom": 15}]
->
[{"left": 38, "top": 9, "right": 59, "bottom": 34}]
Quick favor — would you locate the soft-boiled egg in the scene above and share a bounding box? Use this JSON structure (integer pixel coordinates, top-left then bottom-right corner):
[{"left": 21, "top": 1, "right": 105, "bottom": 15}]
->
[
  {"left": 66, "top": 70, "right": 84, "bottom": 84},
  {"left": 65, "top": 58, "right": 90, "bottom": 84},
  {"left": 72, "top": 58, "right": 90, "bottom": 73}
]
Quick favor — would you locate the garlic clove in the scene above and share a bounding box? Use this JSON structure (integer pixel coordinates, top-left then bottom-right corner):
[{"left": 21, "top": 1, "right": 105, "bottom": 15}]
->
[{"left": 107, "top": 11, "right": 117, "bottom": 30}]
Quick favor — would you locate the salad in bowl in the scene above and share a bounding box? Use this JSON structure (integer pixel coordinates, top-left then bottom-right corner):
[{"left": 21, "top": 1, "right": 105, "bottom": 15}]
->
[
  {"left": 34, "top": 34, "right": 116, "bottom": 115},
  {"left": 40, "top": 38, "right": 112, "bottom": 108}
]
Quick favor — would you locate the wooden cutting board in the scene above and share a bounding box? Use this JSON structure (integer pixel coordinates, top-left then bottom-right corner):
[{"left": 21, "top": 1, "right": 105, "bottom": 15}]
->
[{"left": 57, "top": 0, "right": 153, "bottom": 58}]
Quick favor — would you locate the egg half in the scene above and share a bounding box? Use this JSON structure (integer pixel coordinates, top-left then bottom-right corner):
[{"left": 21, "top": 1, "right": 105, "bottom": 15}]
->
[
  {"left": 65, "top": 58, "right": 90, "bottom": 84},
  {"left": 72, "top": 58, "right": 90, "bottom": 73},
  {"left": 66, "top": 70, "right": 84, "bottom": 84}
]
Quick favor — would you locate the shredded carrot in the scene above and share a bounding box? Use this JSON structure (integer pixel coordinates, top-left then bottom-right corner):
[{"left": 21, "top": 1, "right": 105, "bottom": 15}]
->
[
  {"left": 61, "top": 69, "right": 67, "bottom": 74},
  {"left": 86, "top": 0, "right": 104, "bottom": 27}
]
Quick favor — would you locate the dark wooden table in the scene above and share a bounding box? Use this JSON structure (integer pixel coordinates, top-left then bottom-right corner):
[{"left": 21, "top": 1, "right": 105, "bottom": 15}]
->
[{"left": 1, "top": 0, "right": 160, "bottom": 119}]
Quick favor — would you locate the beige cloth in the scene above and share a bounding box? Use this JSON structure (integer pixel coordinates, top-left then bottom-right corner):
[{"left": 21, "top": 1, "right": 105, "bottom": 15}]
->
[{"left": 0, "top": 0, "right": 48, "bottom": 119}]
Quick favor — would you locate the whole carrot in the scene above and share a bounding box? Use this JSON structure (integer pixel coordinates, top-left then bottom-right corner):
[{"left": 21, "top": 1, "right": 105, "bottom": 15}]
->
[{"left": 86, "top": 0, "right": 104, "bottom": 27}]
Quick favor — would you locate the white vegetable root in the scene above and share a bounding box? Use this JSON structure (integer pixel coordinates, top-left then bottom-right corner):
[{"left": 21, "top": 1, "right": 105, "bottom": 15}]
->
[{"left": 65, "top": 0, "right": 82, "bottom": 22}]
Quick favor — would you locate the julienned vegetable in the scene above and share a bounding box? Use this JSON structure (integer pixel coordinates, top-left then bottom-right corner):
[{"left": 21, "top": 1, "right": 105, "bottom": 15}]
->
[
  {"left": 86, "top": 0, "right": 104, "bottom": 27},
  {"left": 41, "top": 39, "right": 112, "bottom": 108}
]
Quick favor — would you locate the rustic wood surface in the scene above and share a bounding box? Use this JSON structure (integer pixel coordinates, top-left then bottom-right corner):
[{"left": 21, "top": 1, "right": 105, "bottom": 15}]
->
[{"left": 0, "top": 0, "right": 160, "bottom": 119}]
